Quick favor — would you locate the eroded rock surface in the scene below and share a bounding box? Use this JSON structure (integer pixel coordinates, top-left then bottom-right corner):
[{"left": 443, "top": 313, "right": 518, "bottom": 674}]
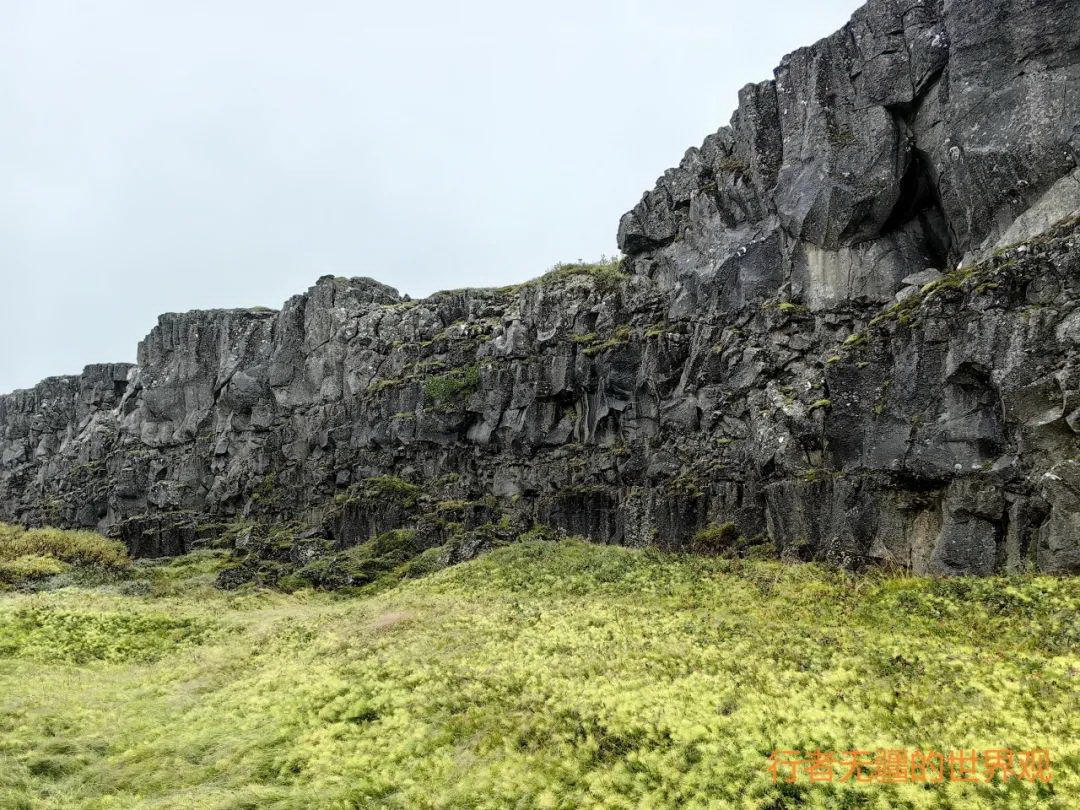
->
[{"left": 2, "top": 0, "right": 1079, "bottom": 576}]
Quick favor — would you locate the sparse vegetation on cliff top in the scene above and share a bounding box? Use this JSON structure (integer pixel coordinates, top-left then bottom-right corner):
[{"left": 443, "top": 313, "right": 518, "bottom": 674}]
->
[{"left": 538, "top": 256, "right": 626, "bottom": 292}]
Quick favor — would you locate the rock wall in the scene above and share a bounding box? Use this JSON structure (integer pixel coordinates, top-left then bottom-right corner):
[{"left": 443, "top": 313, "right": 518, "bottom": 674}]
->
[{"left": 2, "top": 0, "right": 1079, "bottom": 575}]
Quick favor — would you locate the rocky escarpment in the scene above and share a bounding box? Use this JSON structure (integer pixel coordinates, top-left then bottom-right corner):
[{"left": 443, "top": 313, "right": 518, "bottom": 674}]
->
[{"left": 2, "top": 0, "right": 1079, "bottom": 579}]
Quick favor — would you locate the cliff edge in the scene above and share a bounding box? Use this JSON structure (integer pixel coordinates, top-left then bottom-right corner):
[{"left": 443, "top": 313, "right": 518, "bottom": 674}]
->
[{"left": 2, "top": 0, "right": 1079, "bottom": 578}]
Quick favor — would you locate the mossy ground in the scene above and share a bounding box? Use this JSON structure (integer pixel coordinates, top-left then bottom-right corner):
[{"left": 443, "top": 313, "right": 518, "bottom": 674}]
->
[{"left": 1, "top": 536, "right": 1078, "bottom": 809}]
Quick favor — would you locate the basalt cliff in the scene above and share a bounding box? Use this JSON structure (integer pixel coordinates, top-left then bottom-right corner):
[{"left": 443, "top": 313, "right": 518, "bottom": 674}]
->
[{"left": 3, "top": 0, "right": 1080, "bottom": 580}]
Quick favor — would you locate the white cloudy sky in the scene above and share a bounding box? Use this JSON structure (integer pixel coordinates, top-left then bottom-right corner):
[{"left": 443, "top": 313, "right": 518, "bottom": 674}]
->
[{"left": 0, "top": 0, "right": 859, "bottom": 394}]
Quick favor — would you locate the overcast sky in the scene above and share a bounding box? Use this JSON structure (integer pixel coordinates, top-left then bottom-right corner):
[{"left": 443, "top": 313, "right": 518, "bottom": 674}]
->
[{"left": 0, "top": 0, "right": 860, "bottom": 394}]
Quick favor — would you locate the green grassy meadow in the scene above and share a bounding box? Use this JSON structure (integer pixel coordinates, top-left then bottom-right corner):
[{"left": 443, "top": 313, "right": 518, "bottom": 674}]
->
[{"left": 1, "top": 525, "right": 1078, "bottom": 809}]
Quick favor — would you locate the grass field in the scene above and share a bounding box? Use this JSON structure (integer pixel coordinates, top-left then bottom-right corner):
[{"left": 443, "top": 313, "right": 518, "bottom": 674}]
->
[{"left": 1, "top": 527, "right": 1078, "bottom": 809}]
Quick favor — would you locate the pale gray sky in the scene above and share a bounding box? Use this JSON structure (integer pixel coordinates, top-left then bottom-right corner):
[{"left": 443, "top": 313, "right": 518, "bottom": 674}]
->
[{"left": 0, "top": 0, "right": 860, "bottom": 394}]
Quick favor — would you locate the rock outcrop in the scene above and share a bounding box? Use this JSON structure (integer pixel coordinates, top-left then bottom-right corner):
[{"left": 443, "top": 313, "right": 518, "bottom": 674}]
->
[{"left": 2, "top": 0, "right": 1079, "bottom": 577}]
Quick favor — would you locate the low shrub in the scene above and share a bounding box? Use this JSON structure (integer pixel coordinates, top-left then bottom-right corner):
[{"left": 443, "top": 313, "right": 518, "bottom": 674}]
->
[
  {"left": 0, "top": 524, "right": 131, "bottom": 588},
  {"left": 0, "top": 524, "right": 131, "bottom": 572},
  {"left": 540, "top": 257, "right": 626, "bottom": 292},
  {"left": 690, "top": 521, "right": 740, "bottom": 554},
  {"left": 361, "top": 475, "right": 422, "bottom": 503},
  {"left": 0, "top": 554, "right": 70, "bottom": 584},
  {"left": 292, "top": 529, "right": 439, "bottom": 591},
  {"left": 424, "top": 365, "right": 480, "bottom": 405}
]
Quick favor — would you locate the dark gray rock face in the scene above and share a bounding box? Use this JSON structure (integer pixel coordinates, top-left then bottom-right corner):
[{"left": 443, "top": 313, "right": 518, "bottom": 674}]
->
[
  {"left": 2, "top": 0, "right": 1079, "bottom": 576},
  {"left": 619, "top": 0, "right": 1079, "bottom": 307}
]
